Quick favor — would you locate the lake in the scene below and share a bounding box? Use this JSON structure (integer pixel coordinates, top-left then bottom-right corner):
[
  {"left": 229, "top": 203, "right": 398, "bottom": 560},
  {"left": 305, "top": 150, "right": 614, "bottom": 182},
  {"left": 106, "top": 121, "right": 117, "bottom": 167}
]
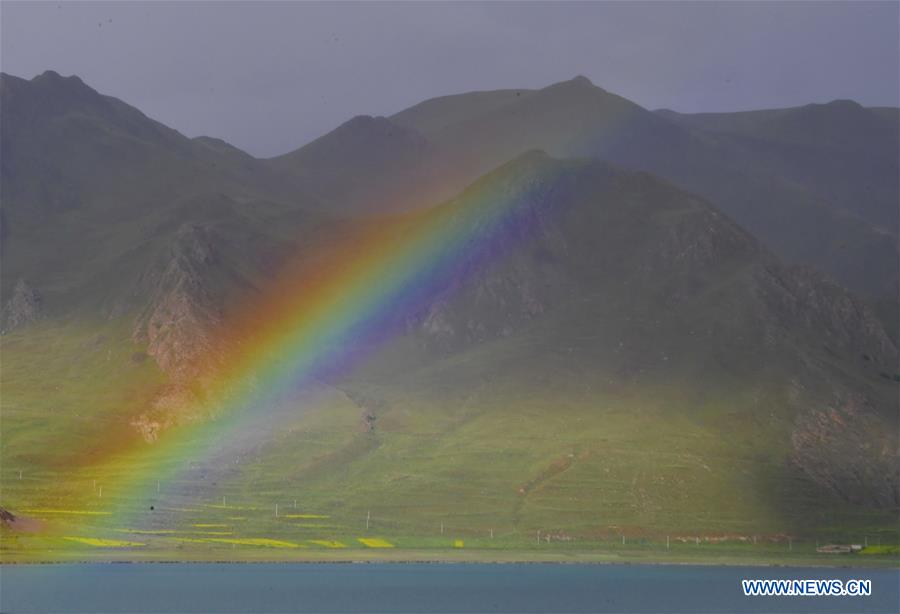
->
[{"left": 1, "top": 563, "right": 897, "bottom": 613}]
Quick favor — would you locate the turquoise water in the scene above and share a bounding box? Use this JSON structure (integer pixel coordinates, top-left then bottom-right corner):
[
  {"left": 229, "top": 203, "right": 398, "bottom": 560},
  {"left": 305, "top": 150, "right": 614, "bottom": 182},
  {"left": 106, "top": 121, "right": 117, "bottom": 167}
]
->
[{"left": 1, "top": 563, "right": 897, "bottom": 613}]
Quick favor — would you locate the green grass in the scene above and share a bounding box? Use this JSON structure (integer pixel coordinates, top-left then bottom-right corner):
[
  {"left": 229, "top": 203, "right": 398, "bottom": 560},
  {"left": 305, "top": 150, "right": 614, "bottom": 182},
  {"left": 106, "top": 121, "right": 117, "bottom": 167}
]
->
[
  {"left": 4, "top": 533, "right": 899, "bottom": 568},
  {"left": 2, "top": 213, "right": 897, "bottom": 562},
  {"left": 0, "top": 317, "right": 165, "bottom": 471},
  {"left": 860, "top": 545, "right": 900, "bottom": 556},
  {"left": 2, "top": 316, "right": 897, "bottom": 564}
]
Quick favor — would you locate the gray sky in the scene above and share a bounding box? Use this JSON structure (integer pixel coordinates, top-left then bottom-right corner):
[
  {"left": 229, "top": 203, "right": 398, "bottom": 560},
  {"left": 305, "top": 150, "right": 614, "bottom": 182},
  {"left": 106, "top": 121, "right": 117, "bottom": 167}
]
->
[{"left": 2, "top": 1, "right": 898, "bottom": 157}]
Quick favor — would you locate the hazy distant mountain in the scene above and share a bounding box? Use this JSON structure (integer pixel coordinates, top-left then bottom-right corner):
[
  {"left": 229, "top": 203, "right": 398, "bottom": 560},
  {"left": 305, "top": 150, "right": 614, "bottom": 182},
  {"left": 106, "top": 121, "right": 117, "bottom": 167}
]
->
[
  {"left": 657, "top": 101, "right": 899, "bottom": 234},
  {"left": 1, "top": 72, "right": 897, "bottom": 540},
  {"left": 267, "top": 114, "right": 468, "bottom": 215},
  {"left": 393, "top": 77, "right": 899, "bottom": 299},
  {"left": 0, "top": 71, "right": 270, "bottom": 226}
]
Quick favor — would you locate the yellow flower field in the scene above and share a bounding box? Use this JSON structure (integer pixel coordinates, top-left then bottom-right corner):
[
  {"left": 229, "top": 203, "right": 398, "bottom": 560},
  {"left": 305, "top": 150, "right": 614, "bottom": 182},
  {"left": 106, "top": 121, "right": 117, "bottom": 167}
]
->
[
  {"left": 23, "top": 509, "right": 110, "bottom": 516},
  {"left": 114, "top": 529, "right": 177, "bottom": 535},
  {"left": 357, "top": 537, "right": 394, "bottom": 548},
  {"left": 115, "top": 529, "right": 233, "bottom": 535},
  {"left": 63, "top": 537, "right": 145, "bottom": 547},
  {"left": 170, "top": 537, "right": 303, "bottom": 548},
  {"left": 206, "top": 538, "right": 304, "bottom": 548}
]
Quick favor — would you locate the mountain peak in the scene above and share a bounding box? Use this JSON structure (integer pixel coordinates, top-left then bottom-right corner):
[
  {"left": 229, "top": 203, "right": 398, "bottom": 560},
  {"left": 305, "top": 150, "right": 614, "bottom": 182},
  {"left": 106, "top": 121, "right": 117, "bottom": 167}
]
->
[
  {"left": 823, "top": 99, "right": 863, "bottom": 110},
  {"left": 343, "top": 114, "right": 388, "bottom": 128},
  {"left": 541, "top": 74, "right": 613, "bottom": 98},
  {"left": 796, "top": 99, "right": 866, "bottom": 118},
  {"left": 10, "top": 70, "right": 101, "bottom": 106},
  {"left": 569, "top": 75, "right": 594, "bottom": 87},
  {"left": 33, "top": 69, "right": 66, "bottom": 81},
  {"left": 1, "top": 70, "right": 105, "bottom": 122},
  {"left": 31, "top": 70, "right": 90, "bottom": 91}
]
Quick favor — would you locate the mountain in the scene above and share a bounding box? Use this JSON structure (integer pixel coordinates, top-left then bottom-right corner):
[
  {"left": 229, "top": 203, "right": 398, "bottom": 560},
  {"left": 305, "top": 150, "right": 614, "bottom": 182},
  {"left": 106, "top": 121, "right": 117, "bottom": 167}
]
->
[
  {"left": 1, "top": 70, "right": 261, "bottom": 227},
  {"left": 268, "top": 115, "right": 468, "bottom": 216},
  {"left": 0, "top": 71, "right": 331, "bottom": 377},
  {"left": 344, "top": 153, "right": 899, "bottom": 519},
  {"left": 1, "top": 72, "right": 898, "bottom": 553},
  {"left": 392, "top": 77, "right": 900, "bottom": 300},
  {"left": 657, "top": 101, "right": 899, "bottom": 238}
]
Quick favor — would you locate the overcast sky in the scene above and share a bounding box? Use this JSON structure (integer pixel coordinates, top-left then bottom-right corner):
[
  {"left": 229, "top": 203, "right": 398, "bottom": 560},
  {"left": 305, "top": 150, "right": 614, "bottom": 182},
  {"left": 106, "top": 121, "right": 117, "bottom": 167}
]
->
[{"left": 2, "top": 1, "right": 898, "bottom": 157}]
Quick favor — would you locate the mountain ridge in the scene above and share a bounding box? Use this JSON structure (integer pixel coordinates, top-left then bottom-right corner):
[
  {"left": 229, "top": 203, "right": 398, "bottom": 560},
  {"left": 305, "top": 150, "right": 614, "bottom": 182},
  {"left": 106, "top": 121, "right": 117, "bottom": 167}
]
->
[
  {"left": 1, "top": 71, "right": 897, "bottom": 547},
  {"left": 391, "top": 77, "right": 899, "bottom": 298}
]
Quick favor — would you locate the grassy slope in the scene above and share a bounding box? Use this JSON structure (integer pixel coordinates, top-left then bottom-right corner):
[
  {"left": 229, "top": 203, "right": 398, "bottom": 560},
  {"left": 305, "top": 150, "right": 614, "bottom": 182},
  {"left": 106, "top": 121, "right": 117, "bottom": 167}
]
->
[
  {"left": 2, "top": 171, "right": 897, "bottom": 565},
  {"left": 0, "top": 317, "right": 164, "bottom": 471},
  {"left": 2, "top": 306, "right": 897, "bottom": 564}
]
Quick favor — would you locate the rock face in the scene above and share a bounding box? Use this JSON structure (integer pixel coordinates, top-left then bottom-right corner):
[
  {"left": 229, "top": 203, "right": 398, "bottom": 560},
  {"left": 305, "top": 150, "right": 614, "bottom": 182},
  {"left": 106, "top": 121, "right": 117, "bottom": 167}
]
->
[
  {"left": 755, "top": 264, "right": 897, "bottom": 366},
  {"left": 420, "top": 257, "right": 556, "bottom": 351},
  {"left": 791, "top": 394, "right": 900, "bottom": 508},
  {"left": 409, "top": 159, "right": 568, "bottom": 350},
  {"left": 3, "top": 279, "right": 42, "bottom": 332},
  {"left": 0, "top": 505, "right": 43, "bottom": 533},
  {"left": 127, "top": 223, "right": 231, "bottom": 439},
  {"left": 133, "top": 223, "right": 224, "bottom": 383},
  {"left": 0, "top": 506, "right": 15, "bottom": 523},
  {"left": 130, "top": 385, "right": 202, "bottom": 443}
]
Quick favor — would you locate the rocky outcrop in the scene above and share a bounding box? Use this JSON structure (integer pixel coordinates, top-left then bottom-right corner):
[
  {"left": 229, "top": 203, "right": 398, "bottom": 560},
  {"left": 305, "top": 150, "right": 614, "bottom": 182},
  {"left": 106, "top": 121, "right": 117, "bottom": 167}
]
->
[
  {"left": 0, "top": 506, "right": 43, "bottom": 533},
  {"left": 127, "top": 220, "right": 244, "bottom": 439},
  {"left": 130, "top": 386, "right": 202, "bottom": 442},
  {"left": 3, "top": 279, "right": 42, "bottom": 332},
  {"left": 127, "top": 219, "right": 268, "bottom": 438},
  {"left": 756, "top": 264, "right": 898, "bottom": 366},
  {"left": 133, "top": 223, "right": 224, "bottom": 383},
  {"left": 420, "top": 259, "right": 554, "bottom": 351},
  {"left": 791, "top": 394, "right": 900, "bottom": 508}
]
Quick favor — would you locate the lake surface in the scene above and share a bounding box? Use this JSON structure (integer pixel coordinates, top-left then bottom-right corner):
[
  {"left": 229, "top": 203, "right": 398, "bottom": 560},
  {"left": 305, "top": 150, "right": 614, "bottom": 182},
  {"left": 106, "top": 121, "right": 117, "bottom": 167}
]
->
[{"left": 1, "top": 563, "right": 897, "bottom": 613}]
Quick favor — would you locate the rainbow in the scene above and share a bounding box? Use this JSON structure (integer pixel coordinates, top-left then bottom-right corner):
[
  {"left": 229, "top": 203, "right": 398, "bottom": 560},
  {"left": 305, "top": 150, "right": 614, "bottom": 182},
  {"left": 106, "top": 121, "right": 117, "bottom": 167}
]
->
[{"left": 38, "top": 153, "right": 572, "bottom": 527}]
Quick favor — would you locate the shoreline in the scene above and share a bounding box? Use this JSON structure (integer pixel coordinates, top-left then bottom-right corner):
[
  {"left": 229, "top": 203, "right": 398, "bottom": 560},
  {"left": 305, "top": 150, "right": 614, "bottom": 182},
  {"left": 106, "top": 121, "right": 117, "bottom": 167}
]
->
[{"left": 3, "top": 550, "right": 898, "bottom": 569}]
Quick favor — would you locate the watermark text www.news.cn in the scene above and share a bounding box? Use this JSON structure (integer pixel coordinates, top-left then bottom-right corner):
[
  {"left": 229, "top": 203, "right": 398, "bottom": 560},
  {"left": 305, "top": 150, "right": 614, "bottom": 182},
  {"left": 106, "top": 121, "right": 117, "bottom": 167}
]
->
[{"left": 742, "top": 579, "right": 872, "bottom": 597}]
